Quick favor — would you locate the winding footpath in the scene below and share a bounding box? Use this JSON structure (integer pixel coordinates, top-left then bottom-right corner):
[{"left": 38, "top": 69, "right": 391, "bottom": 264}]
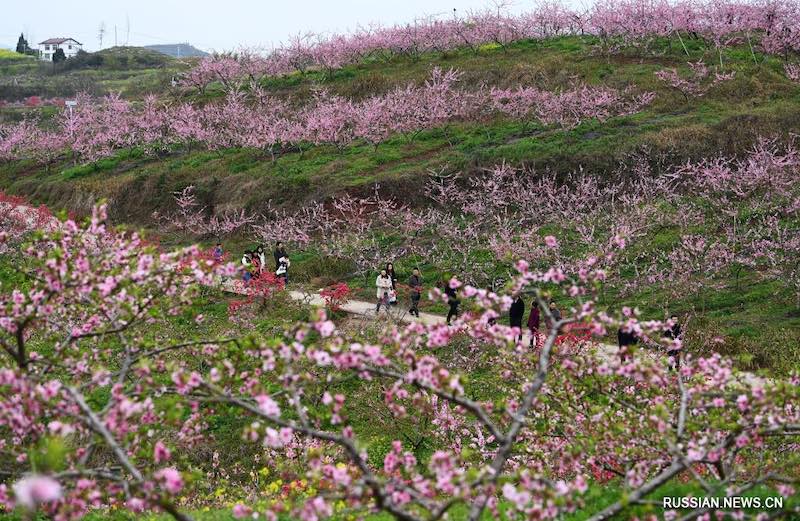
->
[
  {"left": 220, "top": 279, "right": 766, "bottom": 386},
  {"left": 222, "top": 280, "right": 626, "bottom": 362}
]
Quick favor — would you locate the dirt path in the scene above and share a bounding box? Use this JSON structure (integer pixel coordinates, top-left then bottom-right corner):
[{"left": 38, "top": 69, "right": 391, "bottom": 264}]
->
[
  {"left": 220, "top": 280, "right": 766, "bottom": 386},
  {"left": 223, "top": 280, "right": 622, "bottom": 359}
]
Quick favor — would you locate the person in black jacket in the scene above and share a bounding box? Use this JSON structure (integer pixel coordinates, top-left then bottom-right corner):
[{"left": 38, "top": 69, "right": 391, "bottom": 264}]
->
[
  {"left": 664, "top": 315, "right": 682, "bottom": 370},
  {"left": 444, "top": 281, "right": 459, "bottom": 325},
  {"left": 273, "top": 241, "right": 287, "bottom": 270},
  {"left": 617, "top": 326, "right": 639, "bottom": 362},
  {"left": 385, "top": 262, "right": 398, "bottom": 305},
  {"left": 509, "top": 294, "right": 525, "bottom": 342}
]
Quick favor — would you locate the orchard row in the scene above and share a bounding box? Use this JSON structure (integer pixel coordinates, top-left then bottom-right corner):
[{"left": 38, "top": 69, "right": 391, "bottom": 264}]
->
[
  {"left": 0, "top": 69, "right": 656, "bottom": 164},
  {"left": 181, "top": 0, "right": 800, "bottom": 90},
  {"left": 154, "top": 140, "right": 800, "bottom": 311}
]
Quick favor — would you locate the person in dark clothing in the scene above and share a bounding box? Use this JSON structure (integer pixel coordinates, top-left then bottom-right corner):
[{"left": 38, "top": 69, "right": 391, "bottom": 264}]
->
[
  {"left": 385, "top": 262, "right": 398, "bottom": 305},
  {"left": 546, "top": 301, "right": 562, "bottom": 335},
  {"left": 527, "top": 301, "right": 540, "bottom": 348},
  {"left": 408, "top": 268, "right": 422, "bottom": 318},
  {"left": 444, "top": 282, "right": 459, "bottom": 325},
  {"left": 509, "top": 295, "right": 525, "bottom": 343},
  {"left": 241, "top": 250, "right": 254, "bottom": 283},
  {"left": 617, "top": 326, "right": 639, "bottom": 362},
  {"left": 664, "top": 315, "right": 682, "bottom": 371},
  {"left": 273, "top": 241, "right": 287, "bottom": 270},
  {"left": 549, "top": 301, "right": 562, "bottom": 322},
  {"left": 213, "top": 243, "right": 224, "bottom": 262}
]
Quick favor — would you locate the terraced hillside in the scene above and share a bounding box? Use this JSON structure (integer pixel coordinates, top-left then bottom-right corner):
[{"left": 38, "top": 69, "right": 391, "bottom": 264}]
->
[
  {"left": 2, "top": 37, "right": 800, "bottom": 215},
  {"left": 2, "top": 2, "right": 800, "bottom": 520}
]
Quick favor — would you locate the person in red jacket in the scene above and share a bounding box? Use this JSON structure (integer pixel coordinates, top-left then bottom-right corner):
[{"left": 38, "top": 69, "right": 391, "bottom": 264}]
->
[{"left": 527, "top": 301, "right": 540, "bottom": 348}]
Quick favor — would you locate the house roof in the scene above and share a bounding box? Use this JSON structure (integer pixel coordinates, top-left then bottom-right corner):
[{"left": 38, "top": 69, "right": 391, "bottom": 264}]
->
[{"left": 38, "top": 38, "right": 82, "bottom": 45}]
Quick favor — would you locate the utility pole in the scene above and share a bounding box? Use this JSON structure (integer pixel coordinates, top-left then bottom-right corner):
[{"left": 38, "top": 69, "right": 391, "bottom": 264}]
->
[
  {"left": 98, "top": 21, "right": 106, "bottom": 49},
  {"left": 114, "top": 25, "right": 118, "bottom": 47}
]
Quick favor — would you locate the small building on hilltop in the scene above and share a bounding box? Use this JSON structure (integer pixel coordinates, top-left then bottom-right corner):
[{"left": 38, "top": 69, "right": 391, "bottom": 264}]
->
[{"left": 37, "top": 38, "right": 83, "bottom": 61}]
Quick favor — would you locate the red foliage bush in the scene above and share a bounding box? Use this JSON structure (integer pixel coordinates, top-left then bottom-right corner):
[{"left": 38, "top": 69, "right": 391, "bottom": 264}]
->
[{"left": 320, "top": 282, "right": 351, "bottom": 312}]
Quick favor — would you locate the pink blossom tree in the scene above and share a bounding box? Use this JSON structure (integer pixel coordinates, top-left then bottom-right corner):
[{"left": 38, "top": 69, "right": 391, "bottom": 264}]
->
[
  {"left": 0, "top": 205, "right": 234, "bottom": 520},
  {"left": 2, "top": 199, "right": 799, "bottom": 520},
  {"left": 655, "top": 61, "right": 736, "bottom": 100},
  {"left": 153, "top": 185, "right": 257, "bottom": 238}
]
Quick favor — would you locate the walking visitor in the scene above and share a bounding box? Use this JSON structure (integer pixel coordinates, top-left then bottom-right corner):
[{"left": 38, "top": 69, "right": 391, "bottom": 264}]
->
[
  {"left": 375, "top": 269, "right": 393, "bottom": 314},
  {"left": 617, "top": 326, "right": 639, "bottom": 362},
  {"left": 509, "top": 294, "right": 525, "bottom": 342},
  {"left": 385, "top": 262, "right": 398, "bottom": 305},
  {"left": 664, "top": 315, "right": 682, "bottom": 370},
  {"left": 527, "top": 300, "right": 540, "bottom": 348},
  {"left": 250, "top": 252, "right": 262, "bottom": 279},
  {"left": 241, "top": 250, "right": 253, "bottom": 283},
  {"left": 408, "top": 268, "right": 422, "bottom": 318},
  {"left": 213, "top": 243, "right": 224, "bottom": 262},
  {"left": 274, "top": 241, "right": 287, "bottom": 270},
  {"left": 256, "top": 245, "right": 266, "bottom": 274},
  {"left": 445, "top": 280, "right": 460, "bottom": 325},
  {"left": 276, "top": 253, "right": 290, "bottom": 284},
  {"left": 546, "top": 301, "right": 561, "bottom": 334}
]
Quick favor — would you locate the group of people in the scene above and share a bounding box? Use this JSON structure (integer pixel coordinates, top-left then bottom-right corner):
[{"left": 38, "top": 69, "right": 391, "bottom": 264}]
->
[
  {"left": 374, "top": 267, "right": 564, "bottom": 340},
  {"left": 375, "top": 263, "right": 424, "bottom": 317},
  {"left": 508, "top": 295, "right": 561, "bottom": 347},
  {"left": 618, "top": 314, "right": 683, "bottom": 370},
  {"left": 236, "top": 245, "right": 686, "bottom": 366},
  {"left": 374, "top": 266, "right": 684, "bottom": 366},
  {"left": 241, "top": 241, "right": 290, "bottom": 284}
]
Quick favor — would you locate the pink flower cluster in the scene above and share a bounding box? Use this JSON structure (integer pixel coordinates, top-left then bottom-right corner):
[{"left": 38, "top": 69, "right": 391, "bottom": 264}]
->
[{"left": 655, "top": 61, "right": 736, "bottom": 99}]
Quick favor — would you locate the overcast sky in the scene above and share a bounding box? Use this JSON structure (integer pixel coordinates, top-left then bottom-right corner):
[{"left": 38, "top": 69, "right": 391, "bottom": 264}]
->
[{"left": 1, "top": 1, "right": 539, "bottom": 52}]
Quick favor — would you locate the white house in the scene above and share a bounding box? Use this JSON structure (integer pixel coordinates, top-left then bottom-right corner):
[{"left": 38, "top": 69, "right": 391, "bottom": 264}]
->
[{"left": 37, "top": 38, "right": 83, "bottom": 61}]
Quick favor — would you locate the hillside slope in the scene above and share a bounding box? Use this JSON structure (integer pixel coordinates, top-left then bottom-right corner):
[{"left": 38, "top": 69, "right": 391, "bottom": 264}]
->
[
  {"left": 3, "top": 37, "right": 800, "bottom": 218},
  {"left": 144, "top": 43, "right": 209, "bottom": 58}
]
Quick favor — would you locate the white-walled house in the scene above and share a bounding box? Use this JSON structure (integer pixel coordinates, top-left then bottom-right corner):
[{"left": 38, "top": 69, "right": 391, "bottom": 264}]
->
[{"left": 37, "top": 38, "right": 83, "bottom": 61}]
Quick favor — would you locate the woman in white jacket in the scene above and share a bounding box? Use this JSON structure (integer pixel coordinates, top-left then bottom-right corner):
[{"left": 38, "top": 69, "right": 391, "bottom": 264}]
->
[{"left": 375, "top": 269, "right": 393, "bottom": 314}]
